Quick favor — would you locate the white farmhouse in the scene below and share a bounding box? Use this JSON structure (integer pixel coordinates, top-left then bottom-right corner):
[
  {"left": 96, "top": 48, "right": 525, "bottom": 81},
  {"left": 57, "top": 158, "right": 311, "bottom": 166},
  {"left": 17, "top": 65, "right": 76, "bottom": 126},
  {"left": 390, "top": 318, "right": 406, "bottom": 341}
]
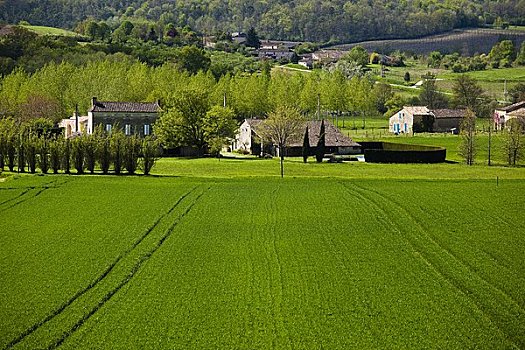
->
[{"left": 389, "top": 106, "right": 432, "bottom": 134}]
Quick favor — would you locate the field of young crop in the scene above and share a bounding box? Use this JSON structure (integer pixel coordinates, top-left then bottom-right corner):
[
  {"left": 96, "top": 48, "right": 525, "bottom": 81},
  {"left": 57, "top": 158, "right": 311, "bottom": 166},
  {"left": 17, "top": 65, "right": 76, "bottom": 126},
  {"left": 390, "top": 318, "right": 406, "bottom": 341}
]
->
[{"left": 1, "top": 170, "right": 524, "bottom": 349}]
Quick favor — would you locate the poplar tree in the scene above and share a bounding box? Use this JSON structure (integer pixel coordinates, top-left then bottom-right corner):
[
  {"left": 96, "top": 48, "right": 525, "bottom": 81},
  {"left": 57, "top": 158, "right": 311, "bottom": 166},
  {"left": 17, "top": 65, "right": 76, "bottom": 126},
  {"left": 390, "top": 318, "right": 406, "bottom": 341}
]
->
[
  {"left": 302, "top": 126, "right": 310, "bottom": 163},
  {"left": 316, "top": 119, "right": 325, "bottom": 163}
]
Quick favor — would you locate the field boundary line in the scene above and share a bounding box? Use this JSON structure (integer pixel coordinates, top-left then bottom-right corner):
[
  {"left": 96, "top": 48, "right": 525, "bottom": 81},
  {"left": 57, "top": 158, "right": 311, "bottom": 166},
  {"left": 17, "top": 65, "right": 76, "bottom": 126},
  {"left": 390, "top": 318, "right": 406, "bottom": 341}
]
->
[
  {"left": 2, "top": 186, "right": 198, "bottom": 350},
  {"left": 46, "top": 186, "right": 209, "bottom": 350},
  {"left": 343, "top": 182, "right": 523, "bottom": 349}
]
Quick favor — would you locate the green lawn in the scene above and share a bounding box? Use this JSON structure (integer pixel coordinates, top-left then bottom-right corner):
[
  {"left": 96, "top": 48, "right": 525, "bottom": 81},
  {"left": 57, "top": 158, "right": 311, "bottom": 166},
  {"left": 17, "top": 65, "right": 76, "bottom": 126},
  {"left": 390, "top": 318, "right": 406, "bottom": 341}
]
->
[
  {"left": 20, "top": 25, "right": 84, "bottom": 38},
  {"left": 1, "top": 173, "right": 524, "bottom": 349}
]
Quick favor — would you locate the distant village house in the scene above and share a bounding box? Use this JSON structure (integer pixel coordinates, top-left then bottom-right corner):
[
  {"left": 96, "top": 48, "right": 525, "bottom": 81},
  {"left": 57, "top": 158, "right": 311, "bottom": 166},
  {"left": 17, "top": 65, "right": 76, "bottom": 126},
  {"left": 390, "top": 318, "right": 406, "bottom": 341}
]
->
[{"left": 493, "top": 101, "right": 525, "bottom": 130}]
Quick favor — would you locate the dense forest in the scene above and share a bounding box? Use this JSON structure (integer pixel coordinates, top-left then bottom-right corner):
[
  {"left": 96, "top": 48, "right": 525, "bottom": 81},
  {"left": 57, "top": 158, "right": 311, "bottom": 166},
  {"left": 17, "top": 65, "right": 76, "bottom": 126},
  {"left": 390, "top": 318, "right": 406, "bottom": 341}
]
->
[{"left": 1, "top": 0, "right": 524, "bottom": 42}]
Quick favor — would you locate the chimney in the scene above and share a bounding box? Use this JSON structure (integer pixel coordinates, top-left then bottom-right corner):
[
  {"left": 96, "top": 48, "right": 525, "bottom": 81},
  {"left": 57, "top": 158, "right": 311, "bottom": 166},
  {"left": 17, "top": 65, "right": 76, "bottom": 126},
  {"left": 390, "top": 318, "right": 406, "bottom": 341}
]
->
[{"left": 92, "top": 97, "right": 97, "bottom": 107}]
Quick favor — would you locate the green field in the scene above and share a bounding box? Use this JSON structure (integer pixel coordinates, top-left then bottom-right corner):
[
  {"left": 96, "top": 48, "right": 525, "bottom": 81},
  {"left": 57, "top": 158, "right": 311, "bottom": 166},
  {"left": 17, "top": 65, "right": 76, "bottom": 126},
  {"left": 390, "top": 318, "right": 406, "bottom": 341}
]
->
[
  {"left": 20, "top": 25, "right": 83, "bottom": 38},
  {"left": 1, "top": 160, "right": 525, "bottom": 349}
]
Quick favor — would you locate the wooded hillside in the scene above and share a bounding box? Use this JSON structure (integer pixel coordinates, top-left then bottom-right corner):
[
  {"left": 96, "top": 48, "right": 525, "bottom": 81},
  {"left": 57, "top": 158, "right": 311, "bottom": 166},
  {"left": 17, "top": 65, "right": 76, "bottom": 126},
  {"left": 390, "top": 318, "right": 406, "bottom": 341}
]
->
[{"left": 1, "top": 0, "right": 524, "bottom": 43}]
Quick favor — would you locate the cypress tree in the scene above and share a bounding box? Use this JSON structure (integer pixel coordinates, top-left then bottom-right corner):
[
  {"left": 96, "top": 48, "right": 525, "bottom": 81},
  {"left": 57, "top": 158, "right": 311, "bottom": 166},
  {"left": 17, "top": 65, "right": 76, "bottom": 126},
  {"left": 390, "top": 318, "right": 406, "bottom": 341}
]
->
[
  {"left": 38, "top": 137, "right": 49, "bottom": 174},
  {"left": 302, "top": 126, "right": 310, "bottom": 163},
  {"left": 49, "top": 137, "right": 62, "bottom": 174},
  {"left": 25, "top": 134, "right": 38, "bottom": 174},
  {"left": 316, "top": 119, "right": 325, "bottom": 163},
  {"left": 63, "top": 138, "right": 71, "bottom": 174},
  {"left": 72, "top": 137, "right": 85, "bottom": 174}
]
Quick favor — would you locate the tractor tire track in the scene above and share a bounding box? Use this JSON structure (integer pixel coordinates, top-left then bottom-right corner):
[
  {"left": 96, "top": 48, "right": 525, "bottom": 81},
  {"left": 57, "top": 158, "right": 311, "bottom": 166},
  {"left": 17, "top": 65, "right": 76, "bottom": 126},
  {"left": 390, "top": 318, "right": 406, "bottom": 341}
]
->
[
  {"left": 2, "top": 187, "right": 198, "bottom": 350},
  {"left": 267, "top": 184, "right": 292, "bottom": 349},
  {"left": 340, "top": 181, "right": 523, "bottom": 349},
  {"left": 46, "top": 187, "right": 209, "bottom": 350},
  {"left": 354, "top": 182, "right": 525, "bottom": 315},
  {"left": 0, "top": 179, "right": 70, "bottom": 212},
  {"left": 0, "top": 188, "right": 32, "bottom": 206}
]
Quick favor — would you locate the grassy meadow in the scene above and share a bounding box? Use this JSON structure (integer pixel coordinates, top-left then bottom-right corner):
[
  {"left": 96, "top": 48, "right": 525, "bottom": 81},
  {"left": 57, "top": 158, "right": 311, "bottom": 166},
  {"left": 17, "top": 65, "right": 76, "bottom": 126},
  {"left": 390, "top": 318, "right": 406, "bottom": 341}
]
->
[{"left": 1, "top": 156, "right": 525, "bottom": 349}]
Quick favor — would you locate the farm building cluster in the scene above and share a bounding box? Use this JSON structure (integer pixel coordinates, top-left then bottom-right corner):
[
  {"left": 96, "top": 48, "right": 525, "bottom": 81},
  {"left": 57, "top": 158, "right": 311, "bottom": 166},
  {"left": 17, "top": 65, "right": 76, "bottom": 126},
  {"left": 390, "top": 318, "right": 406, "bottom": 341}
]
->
[{"left": 58, "top": 98, "right": 525, "bottom": 160}]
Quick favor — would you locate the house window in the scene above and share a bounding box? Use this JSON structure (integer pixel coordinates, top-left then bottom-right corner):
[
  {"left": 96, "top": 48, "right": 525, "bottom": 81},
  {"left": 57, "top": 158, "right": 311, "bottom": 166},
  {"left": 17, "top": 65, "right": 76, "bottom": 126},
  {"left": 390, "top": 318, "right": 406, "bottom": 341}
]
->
[
  {"left": 144, "top": 124, "right": 150, "bottom": 135},
  {"left": 125, "top": 124, "right": 131, "bottom": 136},
  {"left": 105, "top": 124, "right": 112, "bottom": 133}
]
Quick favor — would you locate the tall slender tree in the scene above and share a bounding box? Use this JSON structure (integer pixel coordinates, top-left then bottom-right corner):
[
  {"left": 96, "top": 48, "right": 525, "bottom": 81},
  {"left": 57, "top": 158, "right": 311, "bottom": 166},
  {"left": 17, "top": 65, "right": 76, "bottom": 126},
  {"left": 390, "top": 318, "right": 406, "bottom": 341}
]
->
[{"left": 316, "top": 119, "right": 325, "bottom": 163}]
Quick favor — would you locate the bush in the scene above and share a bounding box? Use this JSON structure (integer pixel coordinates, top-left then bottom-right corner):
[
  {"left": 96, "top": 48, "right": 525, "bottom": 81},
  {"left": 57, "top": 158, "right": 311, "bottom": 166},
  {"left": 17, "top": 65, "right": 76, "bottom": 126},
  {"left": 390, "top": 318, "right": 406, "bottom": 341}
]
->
[
  {"left": 124, "top": 135, "right": 141, "bottom": 174},
  {"left": 71, "top": 137, "right": 85, "bottom": 174},
  {"left": 38, "top": 137, "right": 49, "bottom": 174}
]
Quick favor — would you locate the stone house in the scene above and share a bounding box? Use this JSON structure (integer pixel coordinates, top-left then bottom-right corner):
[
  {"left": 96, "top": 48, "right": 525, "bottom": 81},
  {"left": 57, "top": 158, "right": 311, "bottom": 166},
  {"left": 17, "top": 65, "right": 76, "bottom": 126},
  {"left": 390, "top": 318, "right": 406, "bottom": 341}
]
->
[
  {"left": 60, "top": 97, "right": 161, "bottom": 138},
  {"left": 234, "top": 119, "right": 360, "bottom": 156},
  {"left": 493, "top": 101, "right": 525, "bottom": 130},
  {"left": 389, "top": 106, "right": 432, "bottom": 134},
  {"left": 389, "top": 106, "right": 466, "bottom": 134}
]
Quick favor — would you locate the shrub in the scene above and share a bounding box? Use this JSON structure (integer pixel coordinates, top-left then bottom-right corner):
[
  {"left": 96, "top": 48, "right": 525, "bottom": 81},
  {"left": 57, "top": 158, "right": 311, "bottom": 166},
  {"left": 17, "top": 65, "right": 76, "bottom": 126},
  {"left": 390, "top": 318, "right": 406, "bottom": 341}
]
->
[
  {"left": 141, "top": 136, "right": 160, "bottom": 175},
  {"left": 49, "top": 137, "right": 62, "bottom": 174},
  {"left": 38, "top": 137, "right": 49, "bottom": 174},
  {"left": 71, "top": 137, "right": 85, "bottom": 174},
  {"left": 124, "top": 135, "right": 141, "bottom": 175}
]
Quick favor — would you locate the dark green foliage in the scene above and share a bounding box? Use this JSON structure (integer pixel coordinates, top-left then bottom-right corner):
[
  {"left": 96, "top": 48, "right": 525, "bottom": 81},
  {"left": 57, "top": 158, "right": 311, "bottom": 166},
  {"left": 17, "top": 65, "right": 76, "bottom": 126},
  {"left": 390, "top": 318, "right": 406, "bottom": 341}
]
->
[
  {"left": 62, "top": 138, "right": 71, "bottom": 174},
  {"left": 452, "top": 75, "right": 485, "bottom": 115},
  {"left": 38, "top": 137, "right": 49, "bottom": 174},
  {"left": 6, "top": 132, "right": 17, "bottom": 172},
  {"left": 141, "top": 136, "right": 159, "bottom": 175},
  {"left": 509, "top": 83, "right": 525, "bottom": 103},
  {"left": 316, "top": 120, "right": 325, "bottom": 163},
  {"left": 71, "top": 137, "right": 85, "bottom": 174},
  {"left": 111, "top": 129, "right": 126, "bottom": 175},
  {"left": 83, "top": 134, "right": 98, "bottom": 174},
  {"left": 98, "top": 138, "right": 111, "bottom": 175},
  {"left": 25, "top": 134, "right": 38, "bottom": 174},
  {"left": 404, "top": 71, "right": 410, "bottom": 83},
  {"left": 49, "top": 137, "right": 62, "bottom": 174},
  {"left": 174, "top": 46, "right": 211, "bottom": 75},
  {"left": 343, "top": 46, "right": 369, "bottom": 67},
  {"left": 302, "top": 126, "right": 310, "bottom": 163},
  {"left": 419, "top": 79, "right": 449, "bottom": 109},
  {"left": 245, "top": 28, "right": 260, "bottom": 49},
  {"left": 124, "top": 135, "right": 141, "bottom": 175}
]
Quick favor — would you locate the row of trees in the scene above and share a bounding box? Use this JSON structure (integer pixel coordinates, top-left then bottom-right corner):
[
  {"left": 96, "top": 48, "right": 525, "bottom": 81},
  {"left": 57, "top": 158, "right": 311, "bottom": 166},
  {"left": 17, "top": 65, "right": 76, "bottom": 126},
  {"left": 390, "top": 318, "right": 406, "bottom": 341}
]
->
[
  {"left": 459, "top": 113, "right": 523, "bottom": 166},
  {"left": 427, "top": 40, "right": 525, "bottom": 73},
  {"left": 0, "top": 60, "right": 388, "bottom": 124},
  {"left": 0, "top": 120, "right": 159, "bottom": 175}
]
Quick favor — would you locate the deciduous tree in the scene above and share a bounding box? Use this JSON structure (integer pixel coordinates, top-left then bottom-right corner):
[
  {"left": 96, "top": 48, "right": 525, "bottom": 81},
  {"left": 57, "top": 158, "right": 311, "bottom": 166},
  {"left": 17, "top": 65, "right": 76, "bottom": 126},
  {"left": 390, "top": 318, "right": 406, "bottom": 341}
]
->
[
  {"left": 260, "top": 105, "right": 305, "bottom": 177},
  {"left": 458, "top": 109, "right": 476, "bottom": 166}
]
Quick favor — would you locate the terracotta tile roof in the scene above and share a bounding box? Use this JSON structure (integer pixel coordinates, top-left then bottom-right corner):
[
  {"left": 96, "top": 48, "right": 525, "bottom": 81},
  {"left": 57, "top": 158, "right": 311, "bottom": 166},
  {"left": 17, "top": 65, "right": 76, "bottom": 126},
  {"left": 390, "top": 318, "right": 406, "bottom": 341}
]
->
[
  {"left": 403, "top": 106, "right": 431, "bottom": 115},
  {"left": 246, "top": 118, "right": 359, "bottom": 148},
  {"left": 508, "top": 108, "right": 525, "bottom": 117},
  {"left": 498, "top": 101, "right": 525, "bottom": 112},
  {"left": 89, "top": 100, "right": 161, "bottom": 113},
  {"left": 431, "top": 109, "right": 466, "bottom": 119}
]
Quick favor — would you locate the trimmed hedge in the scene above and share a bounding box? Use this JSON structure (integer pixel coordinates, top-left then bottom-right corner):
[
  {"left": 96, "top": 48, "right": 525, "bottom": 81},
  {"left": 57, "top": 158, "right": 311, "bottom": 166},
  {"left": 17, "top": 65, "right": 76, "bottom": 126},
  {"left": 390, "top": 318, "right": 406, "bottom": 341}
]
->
[{"left": 361, "top": 142, "right": 446, "bottom": 163}]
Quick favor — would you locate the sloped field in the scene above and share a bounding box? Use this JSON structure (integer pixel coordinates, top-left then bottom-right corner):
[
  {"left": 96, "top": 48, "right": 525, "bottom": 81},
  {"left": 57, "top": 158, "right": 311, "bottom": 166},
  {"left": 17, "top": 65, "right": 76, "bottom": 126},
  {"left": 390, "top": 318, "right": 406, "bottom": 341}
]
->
[{"left": 1, "top": 176, "right": 524, "bottom": 349}]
